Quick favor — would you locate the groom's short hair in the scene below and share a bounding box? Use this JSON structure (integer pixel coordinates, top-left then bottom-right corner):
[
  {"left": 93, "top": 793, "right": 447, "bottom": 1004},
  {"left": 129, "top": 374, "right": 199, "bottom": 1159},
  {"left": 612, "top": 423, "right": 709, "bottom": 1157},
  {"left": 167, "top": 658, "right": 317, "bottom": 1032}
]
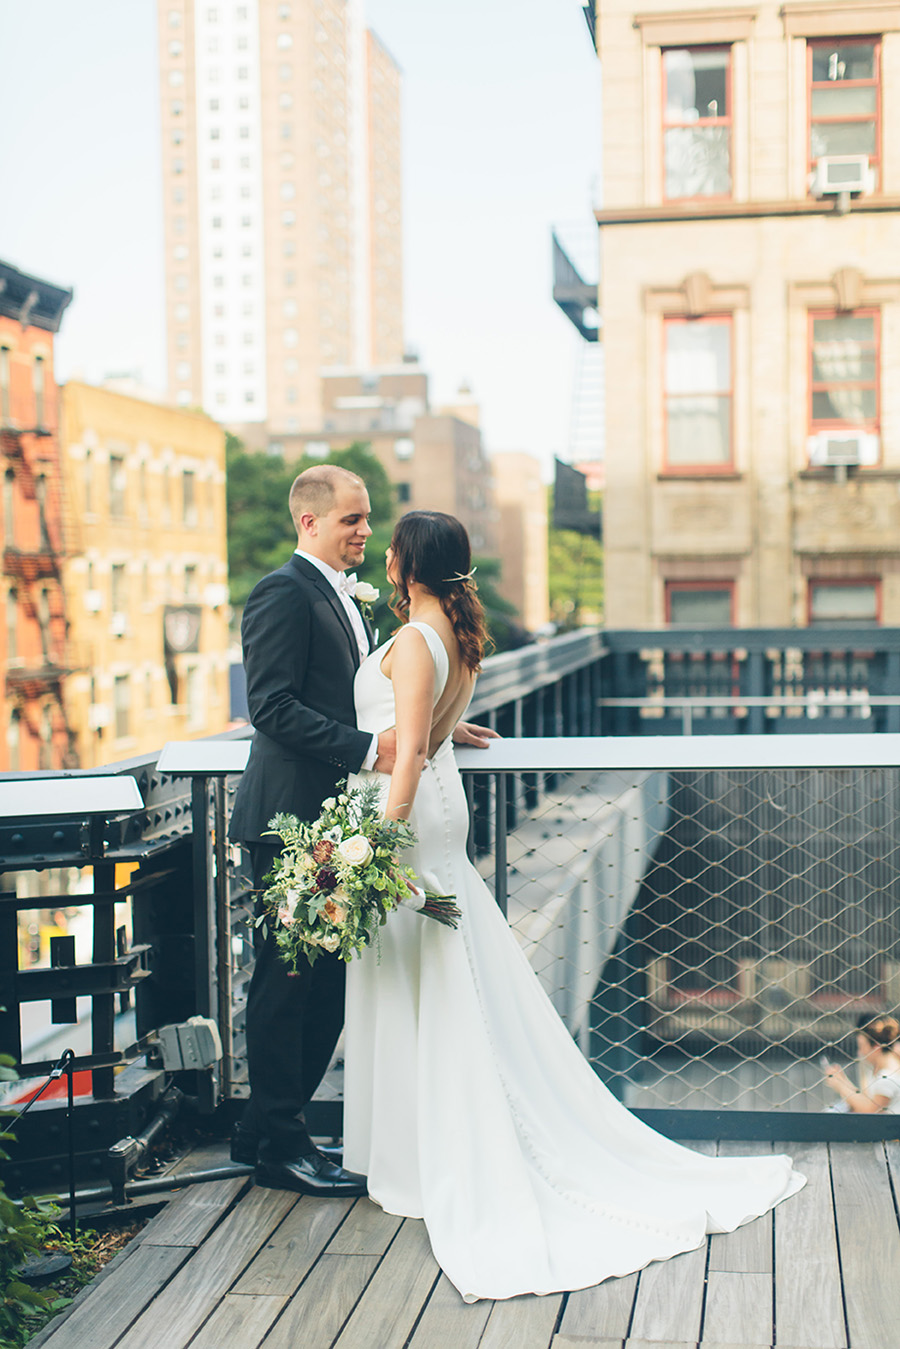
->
[{"left": 289, "top": 464, "right": 364, "bottom": 531}]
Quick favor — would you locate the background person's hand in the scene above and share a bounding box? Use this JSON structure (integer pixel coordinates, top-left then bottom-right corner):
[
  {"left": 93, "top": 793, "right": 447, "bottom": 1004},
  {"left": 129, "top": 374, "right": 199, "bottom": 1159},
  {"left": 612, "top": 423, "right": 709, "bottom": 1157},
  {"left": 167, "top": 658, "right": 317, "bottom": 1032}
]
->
[{"left": 452, "top": 721, "right": 500, "bottom": 749}]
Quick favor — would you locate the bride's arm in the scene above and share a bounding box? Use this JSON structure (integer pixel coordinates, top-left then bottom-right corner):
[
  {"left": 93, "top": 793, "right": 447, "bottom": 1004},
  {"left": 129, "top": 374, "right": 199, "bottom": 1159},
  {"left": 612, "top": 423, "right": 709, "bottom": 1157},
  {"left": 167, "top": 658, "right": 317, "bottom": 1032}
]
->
[{"left": 384, "top": 626, "right": 435, "bottom": 822}]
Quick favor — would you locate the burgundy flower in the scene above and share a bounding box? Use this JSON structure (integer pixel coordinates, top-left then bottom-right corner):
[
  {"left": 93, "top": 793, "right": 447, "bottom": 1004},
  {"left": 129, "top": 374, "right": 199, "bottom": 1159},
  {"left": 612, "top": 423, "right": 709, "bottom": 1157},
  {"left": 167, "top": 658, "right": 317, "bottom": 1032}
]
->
[{"left": 315, "top": 866, "right": 337, "bottom": 892}]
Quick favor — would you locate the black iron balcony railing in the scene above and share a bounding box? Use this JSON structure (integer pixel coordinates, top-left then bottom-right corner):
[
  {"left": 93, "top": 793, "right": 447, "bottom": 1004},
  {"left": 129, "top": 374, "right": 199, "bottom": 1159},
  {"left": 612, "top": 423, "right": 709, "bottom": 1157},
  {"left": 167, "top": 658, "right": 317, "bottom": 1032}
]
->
[{"left": 3, "top": 628, "right": 900, "bottom": 1195}]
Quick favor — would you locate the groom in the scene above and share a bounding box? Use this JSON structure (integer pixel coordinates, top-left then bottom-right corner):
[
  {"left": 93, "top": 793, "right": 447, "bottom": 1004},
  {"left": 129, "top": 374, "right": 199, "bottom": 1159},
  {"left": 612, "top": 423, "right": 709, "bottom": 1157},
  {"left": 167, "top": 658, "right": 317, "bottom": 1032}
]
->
[
  {"left": 230, "top": 464, "right": 495, "bottom": 1195},
  {"left": 229, "top": 464, "right": 390, "bottom": 1196}
]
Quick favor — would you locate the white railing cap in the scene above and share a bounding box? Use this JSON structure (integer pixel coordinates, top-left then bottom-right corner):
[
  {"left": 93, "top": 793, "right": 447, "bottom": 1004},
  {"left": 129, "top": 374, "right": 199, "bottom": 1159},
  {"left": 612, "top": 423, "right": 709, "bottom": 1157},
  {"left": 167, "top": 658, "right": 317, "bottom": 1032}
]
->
[{"left": 454, "top": 733, "right": 900, "bottom": 773}]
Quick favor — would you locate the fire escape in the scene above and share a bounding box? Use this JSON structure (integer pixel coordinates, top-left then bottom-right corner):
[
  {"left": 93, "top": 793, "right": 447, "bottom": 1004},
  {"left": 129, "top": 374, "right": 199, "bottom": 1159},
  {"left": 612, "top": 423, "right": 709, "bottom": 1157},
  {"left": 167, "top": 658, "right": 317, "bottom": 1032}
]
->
[{"left": 2, "top": 422, "right": 81, "bottom": 766}]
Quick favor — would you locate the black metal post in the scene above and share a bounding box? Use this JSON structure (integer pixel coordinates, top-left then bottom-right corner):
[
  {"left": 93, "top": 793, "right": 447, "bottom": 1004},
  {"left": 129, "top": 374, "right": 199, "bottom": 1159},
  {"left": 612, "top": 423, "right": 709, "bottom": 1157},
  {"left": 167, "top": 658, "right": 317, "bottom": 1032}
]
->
[{"left": 63, "top": 1050, "right": 76, "bottom": 1239}]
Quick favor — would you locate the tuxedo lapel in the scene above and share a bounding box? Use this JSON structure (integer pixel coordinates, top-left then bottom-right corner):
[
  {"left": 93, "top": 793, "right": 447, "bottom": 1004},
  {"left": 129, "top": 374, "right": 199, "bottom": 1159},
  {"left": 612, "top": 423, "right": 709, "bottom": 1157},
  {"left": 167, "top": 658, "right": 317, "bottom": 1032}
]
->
[{"left": 288, "top": 554, "right": 361, "bottom": 669}]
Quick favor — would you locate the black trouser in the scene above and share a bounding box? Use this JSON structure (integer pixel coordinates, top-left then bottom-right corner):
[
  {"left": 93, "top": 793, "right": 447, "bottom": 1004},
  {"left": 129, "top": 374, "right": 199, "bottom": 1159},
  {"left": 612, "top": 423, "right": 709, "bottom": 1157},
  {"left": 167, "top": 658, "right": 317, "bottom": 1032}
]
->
[{"left": 240, "top": 842, "right": 346, "bottom": 1161}]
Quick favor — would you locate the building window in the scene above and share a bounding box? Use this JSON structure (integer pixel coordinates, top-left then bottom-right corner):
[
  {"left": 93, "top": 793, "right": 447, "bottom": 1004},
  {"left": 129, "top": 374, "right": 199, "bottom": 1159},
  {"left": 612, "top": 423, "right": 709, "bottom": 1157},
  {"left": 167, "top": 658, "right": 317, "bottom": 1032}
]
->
[
  {"left": 809, "top": 310, "right": 878, "bottom": 432},
  {"left": 0, "top": 347, "right": 10, "bottom": 423},
  {"left": 3, "top": 469, "right": 14, "bottom": 541},
  {"left": 7, "top": 587, "right": 17, "bottom": 661},
  {"left": 114, "top": 675, "right": 130, "bottom": 739},
  {"left": 111, "top": 562, "right": 128, "bottom": 617},
  {"left": 809, "top": 39, "right": 880, "bottom": 183},
  {"left": 7, "top": 708, "right": 20, "bottom": 770},
  {"left": 33, "top": 355, "right": 46, "bottom": 427},
  {"left": 109, "top": 453, "right": 127, "bottom": 517},
  {"left": 396, "top": 482, "right": 411, "bottom": 504},
  {"left": 664, "top": 316, "right": 732, "bottom": 469},
  {"left": 663, "top": 47, "right": 731, "bottom": 199},
  {"left": 666, "top": 582, "right": 734, "bottom": 626},
  {"left": 183, "top": 469, "right": 197, "bottom": 525},
  {"left": 809, "top": 580, "right": 878, "bottom": 626}
]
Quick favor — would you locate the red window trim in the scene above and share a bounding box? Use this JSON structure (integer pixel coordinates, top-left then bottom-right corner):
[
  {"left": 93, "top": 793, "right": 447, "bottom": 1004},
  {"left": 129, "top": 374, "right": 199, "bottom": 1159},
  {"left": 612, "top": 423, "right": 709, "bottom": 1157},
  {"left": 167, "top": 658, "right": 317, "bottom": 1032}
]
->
[
  {"left": 665, "top": 579, "right": 736, "bottom": 626},
  {"left": 807, "top": 577, "right": 882, "bottom": 626},
  {"left": 807, "top": 36, "right": 881, "bottom": 187},
  {"left": 662, "top": 44, "right": 733, "bottom": 203},
  {"left": 807, "top": 306, "right": 880, "bottom": 438},
  {"left": 663, "top": 313, "right": 734, "bottom": 474}
]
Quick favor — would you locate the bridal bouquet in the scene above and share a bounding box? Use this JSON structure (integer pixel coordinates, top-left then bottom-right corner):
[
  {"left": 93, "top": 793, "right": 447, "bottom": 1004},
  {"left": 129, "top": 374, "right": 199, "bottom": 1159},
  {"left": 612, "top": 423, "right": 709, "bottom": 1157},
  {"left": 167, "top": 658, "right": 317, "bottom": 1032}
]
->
[{"left": 261, "top": 780, "right": 461, "bottom": 970}]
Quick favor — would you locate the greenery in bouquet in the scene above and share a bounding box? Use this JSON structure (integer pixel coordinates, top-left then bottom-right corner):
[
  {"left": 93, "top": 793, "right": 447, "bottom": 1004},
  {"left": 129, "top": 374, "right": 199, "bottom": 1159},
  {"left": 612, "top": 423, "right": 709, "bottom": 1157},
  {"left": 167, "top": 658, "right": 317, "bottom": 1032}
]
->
[{"left": 261, "top": 780, "right": 460, "bottom": 971}]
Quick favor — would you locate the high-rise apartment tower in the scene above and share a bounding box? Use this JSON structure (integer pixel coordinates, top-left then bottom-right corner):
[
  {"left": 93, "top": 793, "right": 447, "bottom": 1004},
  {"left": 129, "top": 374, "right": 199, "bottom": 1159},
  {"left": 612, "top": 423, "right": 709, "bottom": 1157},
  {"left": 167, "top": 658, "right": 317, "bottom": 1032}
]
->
[{"left": 158, "top": 0, "right": 403, "bottom": 438}]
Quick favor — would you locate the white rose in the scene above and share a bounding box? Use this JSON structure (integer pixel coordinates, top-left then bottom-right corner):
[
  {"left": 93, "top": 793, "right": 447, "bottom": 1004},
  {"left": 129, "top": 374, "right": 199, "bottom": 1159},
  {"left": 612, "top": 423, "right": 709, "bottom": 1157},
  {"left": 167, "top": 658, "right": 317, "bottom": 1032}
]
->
[
  {"left": 321, "top": 798, "right": 336, "bottom": 812},
  {"left": 353, "top": 581, "right": 380, "bottom": 604},
  {"left": 320, "top": 932, "right": 341, "bottom": 952},
  {"left": 337, "top": 834, "right": 374, "bottom": 867}
]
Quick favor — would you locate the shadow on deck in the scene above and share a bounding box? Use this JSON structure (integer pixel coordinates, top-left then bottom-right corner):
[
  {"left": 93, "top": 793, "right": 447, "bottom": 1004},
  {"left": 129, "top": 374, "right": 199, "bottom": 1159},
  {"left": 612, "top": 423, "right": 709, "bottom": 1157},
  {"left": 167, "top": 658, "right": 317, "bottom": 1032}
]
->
[{"left": 29, "top": 1138, "right": 900, "bottom": 1349}]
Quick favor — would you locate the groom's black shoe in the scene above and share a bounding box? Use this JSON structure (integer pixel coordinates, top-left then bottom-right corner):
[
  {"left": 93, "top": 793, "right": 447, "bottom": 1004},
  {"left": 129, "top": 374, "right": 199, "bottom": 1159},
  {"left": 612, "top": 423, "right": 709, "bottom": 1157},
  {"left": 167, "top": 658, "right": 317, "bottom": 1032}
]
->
[{"left": 255, "top": 1151, "right": 367, "bottom": 1197}]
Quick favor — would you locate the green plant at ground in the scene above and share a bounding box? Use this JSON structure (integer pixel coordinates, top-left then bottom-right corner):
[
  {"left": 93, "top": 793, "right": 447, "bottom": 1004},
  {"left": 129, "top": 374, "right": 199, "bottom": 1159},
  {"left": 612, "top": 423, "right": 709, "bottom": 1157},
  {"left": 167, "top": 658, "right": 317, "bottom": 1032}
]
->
[{"left": 1, "top": 1052, "right": 57, "bottom": 1348}]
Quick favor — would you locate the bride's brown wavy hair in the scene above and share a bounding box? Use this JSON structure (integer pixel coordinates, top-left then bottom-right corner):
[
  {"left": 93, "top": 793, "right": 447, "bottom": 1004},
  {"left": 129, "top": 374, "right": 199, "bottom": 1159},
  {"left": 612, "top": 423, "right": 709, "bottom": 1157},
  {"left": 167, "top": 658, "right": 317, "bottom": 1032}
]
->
[{"left": 388, "top": 511, "right": 491, "bottom": 672}]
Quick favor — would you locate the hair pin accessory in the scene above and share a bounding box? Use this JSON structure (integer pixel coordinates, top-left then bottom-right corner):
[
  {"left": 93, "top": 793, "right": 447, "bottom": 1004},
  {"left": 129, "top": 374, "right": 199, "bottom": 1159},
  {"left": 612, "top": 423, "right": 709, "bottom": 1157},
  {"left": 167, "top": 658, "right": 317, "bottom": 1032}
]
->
[{"left": 442, "top": 567, "right": 477, "bottom": 584}]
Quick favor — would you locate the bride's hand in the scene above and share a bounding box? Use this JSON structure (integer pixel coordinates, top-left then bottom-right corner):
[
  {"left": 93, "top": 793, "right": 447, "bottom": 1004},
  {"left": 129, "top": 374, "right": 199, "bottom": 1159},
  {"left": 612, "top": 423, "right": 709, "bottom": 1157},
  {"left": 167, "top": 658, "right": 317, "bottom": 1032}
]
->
[
  {"left": 452, "top": 720, "right": 500, "bottom": 749},
  {"left": 374, "top": 728, "right": 397, "bottom": 773}
]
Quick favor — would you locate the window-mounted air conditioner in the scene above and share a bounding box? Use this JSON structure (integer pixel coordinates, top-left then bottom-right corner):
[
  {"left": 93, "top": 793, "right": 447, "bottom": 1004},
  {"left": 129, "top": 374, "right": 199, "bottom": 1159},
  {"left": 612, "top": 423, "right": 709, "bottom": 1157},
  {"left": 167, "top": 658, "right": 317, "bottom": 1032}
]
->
[
  {"left": 110, "top": 611, "right": 128, "bottom": 636},
  {"left": 812, "top": 155, "right": 874, "bottom": 197},
  {"left": 808, "top": 431, "right": 879, "bottom": 467},
  {"left": 84, "top": 589, "right": 103, "bottom": 613}
]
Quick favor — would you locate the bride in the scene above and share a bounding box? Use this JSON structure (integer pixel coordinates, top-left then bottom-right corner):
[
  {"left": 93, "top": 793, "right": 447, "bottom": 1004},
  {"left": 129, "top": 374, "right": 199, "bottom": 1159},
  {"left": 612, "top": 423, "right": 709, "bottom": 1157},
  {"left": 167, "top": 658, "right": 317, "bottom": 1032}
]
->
[{"left": 343, "top": 510, "right": 805, "bottom": 1304}]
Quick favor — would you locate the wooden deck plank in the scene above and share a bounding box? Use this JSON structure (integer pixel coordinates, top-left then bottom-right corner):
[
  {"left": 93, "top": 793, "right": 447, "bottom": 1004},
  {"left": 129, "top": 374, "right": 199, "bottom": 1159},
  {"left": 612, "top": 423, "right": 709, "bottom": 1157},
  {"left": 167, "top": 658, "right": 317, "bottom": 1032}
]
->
[
  {"left": 408, "top": 1273, "right": 493, "bottom": 1348},
  {"left": 479, "top": 1292, "right": 563, "bottom": 1349},
  {"left": 35, "top": 1245, "right": 190, "bottom": 1349},
  {"left": 136, "top": 1175, "right": 250, "bottom": 1247},
  {"left": 708, "top": 1141, "right": 773, "bottom": 1274},
  {"left": 551, "top": 1337, "right": 624, "bottom": 1348},
  {"left": 702, "top": 1270, "right": 771, "bottom": 1345},
  {"left": 333, "top": 1217, "right": 441, "bottom": 1348},
  {"left": 559, "top": 1274, "right": 638, "bottom": 1340},
  {"left": 260, "top": 1253, "right": 380, "bottom": 1349},
  {"left": 116, "top": 1186, "right": 297, "bottom": 1349},
  {"left": 185, "top": 1292, "right": 287, "bottom": 1349},
  {"left": 627, "top": 1243, "right": 708, "bottom": 1345},
  {"left": 233, "top": 1195, "right": 353, "bottom": 1294},
  {"left": 325, "top": 1195, "right": 403, "bottom": 1255},
  {"left": 831, "top": 1142, "right": 900, "bottom": 1349},
  {"left": 772, "top": 1140, "right": 846, "bottom": 1349}
]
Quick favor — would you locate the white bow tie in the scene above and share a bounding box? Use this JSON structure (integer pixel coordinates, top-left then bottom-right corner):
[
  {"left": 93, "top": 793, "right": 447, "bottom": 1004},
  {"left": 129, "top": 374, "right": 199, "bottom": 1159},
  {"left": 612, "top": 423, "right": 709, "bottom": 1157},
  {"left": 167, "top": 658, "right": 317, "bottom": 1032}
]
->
[{"left": 337, "top": 572, "right": 357, "bottom": 598}]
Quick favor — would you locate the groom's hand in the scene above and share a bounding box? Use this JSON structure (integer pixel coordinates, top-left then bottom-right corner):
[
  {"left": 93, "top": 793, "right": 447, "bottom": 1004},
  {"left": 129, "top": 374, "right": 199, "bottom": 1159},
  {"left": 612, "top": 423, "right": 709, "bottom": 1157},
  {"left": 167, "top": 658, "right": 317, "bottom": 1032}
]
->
[
  {"left": 452, "top": 721, "right": 500, "bottom": 749},
  {"left": 374, "top": 728, "right": 397, "bottom": 773}
]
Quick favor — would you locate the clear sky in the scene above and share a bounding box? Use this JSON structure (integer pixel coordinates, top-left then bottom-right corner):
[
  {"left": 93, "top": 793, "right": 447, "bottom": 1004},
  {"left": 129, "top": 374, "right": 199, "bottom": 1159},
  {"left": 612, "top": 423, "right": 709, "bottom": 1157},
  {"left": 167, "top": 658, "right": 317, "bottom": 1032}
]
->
[{"left": 0, "top": 0, "right": 600, "bottom": 473}]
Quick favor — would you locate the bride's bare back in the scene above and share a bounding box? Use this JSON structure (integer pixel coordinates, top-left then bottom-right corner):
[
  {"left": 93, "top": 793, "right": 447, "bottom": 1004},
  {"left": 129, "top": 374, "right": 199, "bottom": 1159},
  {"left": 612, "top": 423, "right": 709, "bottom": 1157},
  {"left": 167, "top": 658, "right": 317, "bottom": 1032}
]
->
[{"left": 380, "top": 611, "right": 475, "bottom": 756}]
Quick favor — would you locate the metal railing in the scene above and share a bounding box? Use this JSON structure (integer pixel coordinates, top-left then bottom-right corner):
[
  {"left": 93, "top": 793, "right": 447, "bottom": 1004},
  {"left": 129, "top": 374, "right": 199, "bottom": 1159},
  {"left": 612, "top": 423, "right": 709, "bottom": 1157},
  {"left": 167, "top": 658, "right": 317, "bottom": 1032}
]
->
[
  {"left": 458, "top": 732, "right": 900, "bottom": 1139},
  {"left": 5, "top": 627, "right": 900, "bottom": 1190}
]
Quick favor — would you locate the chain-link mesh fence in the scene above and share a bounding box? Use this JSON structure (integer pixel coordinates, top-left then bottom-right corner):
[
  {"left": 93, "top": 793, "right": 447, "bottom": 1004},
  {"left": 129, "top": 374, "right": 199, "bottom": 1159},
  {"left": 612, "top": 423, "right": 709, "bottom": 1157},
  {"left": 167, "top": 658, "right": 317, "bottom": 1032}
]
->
[{"left": 468, "top": 763, "right": 900, "bottom": 1115}]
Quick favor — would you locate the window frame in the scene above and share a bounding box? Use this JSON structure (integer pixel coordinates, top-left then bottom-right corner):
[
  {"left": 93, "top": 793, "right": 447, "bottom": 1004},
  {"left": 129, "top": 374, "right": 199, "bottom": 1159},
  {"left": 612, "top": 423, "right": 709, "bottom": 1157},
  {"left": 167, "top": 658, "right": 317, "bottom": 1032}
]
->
[
  {"left": 807, "top": 577, "right": 881, "bottom": 626},
  {"left": 665, "top": 580, "right": 736, "bottom": 627},
  {"left": 807, "top": 36, "right": 881, "bottom": 188},
  {"left": 807, "top": 306, "right": 880, "bottom": 436},
  {"left": 662, "top": 313, "right": 735, "bottom": 474},
  {"left": 661, "top": 44, "right": 733, "bottom": 202}
]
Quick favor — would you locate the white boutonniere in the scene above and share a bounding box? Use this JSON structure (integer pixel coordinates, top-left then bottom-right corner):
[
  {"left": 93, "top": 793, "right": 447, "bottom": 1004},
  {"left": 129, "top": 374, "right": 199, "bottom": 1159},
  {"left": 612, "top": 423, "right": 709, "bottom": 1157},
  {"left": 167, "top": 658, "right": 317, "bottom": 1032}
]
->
[{"left": 351, "top": 579, "right": 380, "bottom": 619}]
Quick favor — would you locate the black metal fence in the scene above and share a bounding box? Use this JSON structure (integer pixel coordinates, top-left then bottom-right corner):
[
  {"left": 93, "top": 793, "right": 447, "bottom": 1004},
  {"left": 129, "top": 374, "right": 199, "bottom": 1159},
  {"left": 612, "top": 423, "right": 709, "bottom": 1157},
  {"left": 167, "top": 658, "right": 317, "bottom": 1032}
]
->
[{"left": 4, "top": 627, "right": 900, "bottom": 1191}]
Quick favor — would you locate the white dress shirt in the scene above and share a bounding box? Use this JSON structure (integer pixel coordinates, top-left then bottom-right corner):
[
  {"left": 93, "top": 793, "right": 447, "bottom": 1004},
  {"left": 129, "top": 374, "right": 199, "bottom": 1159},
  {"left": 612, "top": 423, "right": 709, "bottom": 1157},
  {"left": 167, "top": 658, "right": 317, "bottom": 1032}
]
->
[{"left": 295, "top": 550, "right": 377, "bottom": 770}]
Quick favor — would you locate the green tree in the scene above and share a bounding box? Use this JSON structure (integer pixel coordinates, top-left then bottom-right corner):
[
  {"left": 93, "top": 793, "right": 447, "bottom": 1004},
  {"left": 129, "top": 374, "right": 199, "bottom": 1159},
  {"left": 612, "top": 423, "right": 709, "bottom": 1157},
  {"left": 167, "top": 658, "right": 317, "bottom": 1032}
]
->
[{"left": 547, "top": 488, "right": 604, "bottom": 629}]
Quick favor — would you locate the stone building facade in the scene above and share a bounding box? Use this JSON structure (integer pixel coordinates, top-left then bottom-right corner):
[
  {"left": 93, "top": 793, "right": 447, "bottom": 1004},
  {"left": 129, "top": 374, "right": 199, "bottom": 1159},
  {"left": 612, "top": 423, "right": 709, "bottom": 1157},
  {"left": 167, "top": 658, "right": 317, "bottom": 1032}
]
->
[
  {"left": 593, "top": 1, "right": 900, "bottom": 627},
  {"left": 60, "top": 381, "right": 231, "bottom": 767}
]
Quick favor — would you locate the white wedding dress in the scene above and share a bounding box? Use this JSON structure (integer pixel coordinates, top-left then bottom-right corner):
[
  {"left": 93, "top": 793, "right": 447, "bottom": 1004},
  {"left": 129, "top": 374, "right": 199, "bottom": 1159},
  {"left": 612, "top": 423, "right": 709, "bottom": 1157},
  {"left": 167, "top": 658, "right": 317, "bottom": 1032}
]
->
[{"left": 344, "top": 621, "right": 805, "bottom": 1303}]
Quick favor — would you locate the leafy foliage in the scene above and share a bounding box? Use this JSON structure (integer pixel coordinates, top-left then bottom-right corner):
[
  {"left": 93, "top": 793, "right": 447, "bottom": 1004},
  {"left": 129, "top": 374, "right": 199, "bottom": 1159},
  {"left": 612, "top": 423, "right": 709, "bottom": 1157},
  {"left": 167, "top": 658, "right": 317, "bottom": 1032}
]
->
[{"left": 547, "top": 487, "right": 604, "bottom": 629}]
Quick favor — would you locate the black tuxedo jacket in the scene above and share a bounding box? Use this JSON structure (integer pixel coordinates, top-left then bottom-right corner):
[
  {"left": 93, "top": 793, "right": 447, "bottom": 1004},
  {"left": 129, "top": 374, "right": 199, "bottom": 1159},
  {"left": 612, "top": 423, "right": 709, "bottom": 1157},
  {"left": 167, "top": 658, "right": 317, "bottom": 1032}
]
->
[{"left": 229, "top": 554, "right": 373, "bottom": 845}]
